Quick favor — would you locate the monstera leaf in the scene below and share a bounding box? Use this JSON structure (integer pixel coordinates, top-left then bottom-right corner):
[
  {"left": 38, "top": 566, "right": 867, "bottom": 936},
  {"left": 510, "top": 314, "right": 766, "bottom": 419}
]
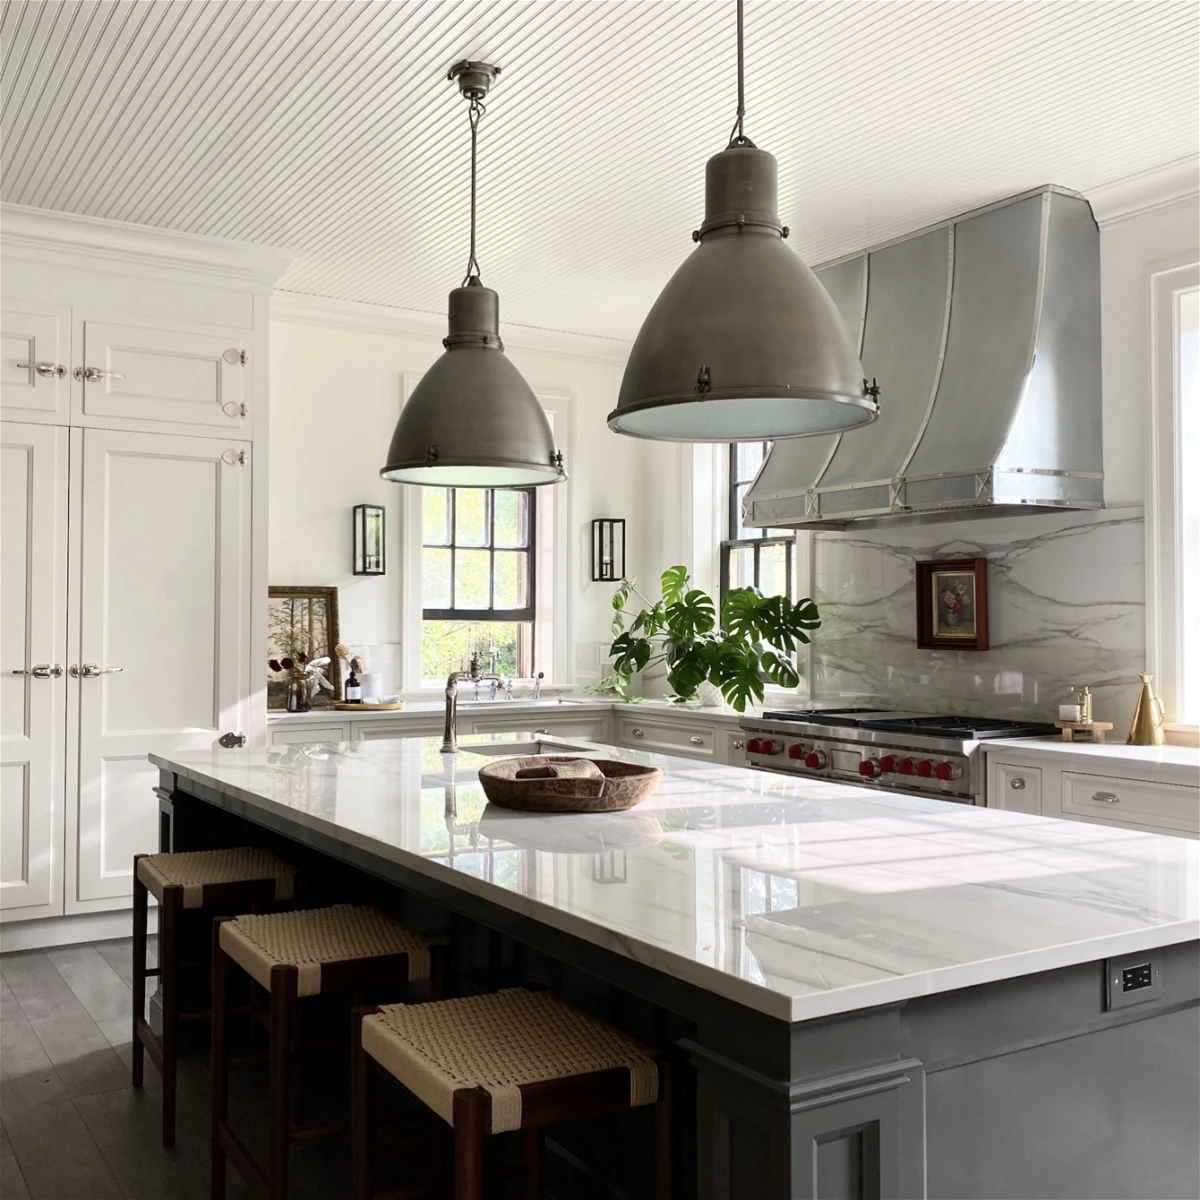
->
[
  {"left": 760, "top": 649, "right": 801, "bottom": 690},
  {"left": 720, "top": 587, "right": 766, "bottom": 643},
  {"left": 666, "top": 641, "right": 710, "bottom": 699},
  {"left": 708, "top": 641, "right": 767, "bottom": 712},
  {"left": 756, "top": 593, "right": 819, "bottom": 654},
  {"left": 664, "top": 589, "right": 715, "bottom": 639},
  {"left": 660, "top": 565, "right": 690, "bottom": 606},
  {"left": 608, "top": 631, "right": 652, "bottom": 678}
]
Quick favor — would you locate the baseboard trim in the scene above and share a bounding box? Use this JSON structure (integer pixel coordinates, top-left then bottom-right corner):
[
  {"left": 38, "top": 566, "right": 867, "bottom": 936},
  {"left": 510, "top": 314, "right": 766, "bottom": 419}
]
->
[{"left": 0, "top": 908, "right": 157, "bottom": 953}]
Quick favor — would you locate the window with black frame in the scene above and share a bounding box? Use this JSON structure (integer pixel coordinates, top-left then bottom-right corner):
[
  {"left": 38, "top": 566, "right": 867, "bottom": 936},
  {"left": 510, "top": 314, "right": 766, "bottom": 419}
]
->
[
  {"left": 720, "top": 442, "right": 795, "bottom": 601},
  {"left": 421, "top": 487, "right": 536, "bottom": 681}
]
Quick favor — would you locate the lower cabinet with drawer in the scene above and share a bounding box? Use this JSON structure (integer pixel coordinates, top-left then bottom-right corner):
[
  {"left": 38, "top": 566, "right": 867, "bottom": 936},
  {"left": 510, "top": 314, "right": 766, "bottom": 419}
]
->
[
  {"left": 1059, "top": 771, "right": 1198, "bottom": 836},
  {"left": 990, "top": 762, "right": 1042, "bottom": 815},
  {"left": 615, "top": 715, "right": 717, "bottom": 760}
]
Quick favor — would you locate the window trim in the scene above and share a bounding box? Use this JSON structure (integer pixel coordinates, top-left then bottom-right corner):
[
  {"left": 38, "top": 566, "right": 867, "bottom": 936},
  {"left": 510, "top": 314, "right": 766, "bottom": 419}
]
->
[
  {"left": 1146, "top": 258, "right": 1199, "bottom": 733},
  {"left": 719, "top": 442, "right": 795, "bottom": 600}
]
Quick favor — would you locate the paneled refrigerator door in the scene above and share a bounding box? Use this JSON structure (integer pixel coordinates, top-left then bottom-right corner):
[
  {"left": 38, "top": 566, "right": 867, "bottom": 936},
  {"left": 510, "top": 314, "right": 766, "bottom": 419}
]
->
[
  {"left": 67, "top": 428, "right": 251, "bottom": 911},
  {"left": 1, "top": 303, "right": 71, "bottom": 423},
  {"left": 1, "top": 422, "right": 68, "bottom": 920}
]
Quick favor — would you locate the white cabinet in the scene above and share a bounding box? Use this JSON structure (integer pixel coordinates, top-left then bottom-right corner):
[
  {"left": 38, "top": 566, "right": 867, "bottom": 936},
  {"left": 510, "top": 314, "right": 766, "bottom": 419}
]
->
[
  {"left": 990, "top": 762, "right": 1042, "bottom": 814},
  {"left": 66, "top": 429, "right": 252, "bottom": 911},
  {"left": 468, "top": 713, "right": 610, "bottom": 742},
  {"left": 724, "top": 729, "right": 747, "bottom": 768},
  {"left": 1060, "top": 772, "right": 1197, "bottom": 836},
  {"left": 1, "top": 302, "right": 71, "bottom": 423},
  {"left": 269, "top": 723, "right": 351, "bottom": 746},
  {"left": 1, "top": 423, "right": 67, "bottom": 920},
  {"left": 615, "top": 713, "right": 718, "bottom": 760},
  {"left": 74, "top": 315, "right": 250, "bottom": 437}
]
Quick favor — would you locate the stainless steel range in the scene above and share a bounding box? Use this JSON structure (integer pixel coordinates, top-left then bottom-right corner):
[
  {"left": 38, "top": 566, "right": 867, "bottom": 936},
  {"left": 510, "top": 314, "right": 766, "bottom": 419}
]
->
[{"left": 738, "top": 709, "right": 1059, "bottom": 805}]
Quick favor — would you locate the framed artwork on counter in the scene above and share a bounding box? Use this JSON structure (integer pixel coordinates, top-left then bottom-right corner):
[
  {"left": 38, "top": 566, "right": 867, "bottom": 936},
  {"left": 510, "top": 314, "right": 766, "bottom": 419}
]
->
[{"left": 916, "top": 558, "right": 989, "bottom": 650}]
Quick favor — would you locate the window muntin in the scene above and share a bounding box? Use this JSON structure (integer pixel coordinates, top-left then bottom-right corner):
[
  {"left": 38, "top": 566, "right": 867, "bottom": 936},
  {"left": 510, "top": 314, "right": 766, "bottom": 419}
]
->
[
  {"left": 720, "top": 442, "right": 795, "bottom": 599},
  {"left": 421, "top": 487, "right": 535, "bottom": 680}
]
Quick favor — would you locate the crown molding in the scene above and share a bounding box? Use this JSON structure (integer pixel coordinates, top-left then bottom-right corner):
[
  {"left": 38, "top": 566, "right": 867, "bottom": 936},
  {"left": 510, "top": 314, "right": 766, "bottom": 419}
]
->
[
  {"left": 271, "top": 291, "right": 631, "bottom": 366},
  {"left": 0, "top": 203, "right": 297, "bottom": 288},
  {"left": 1086, "top": 156, "right": 1199, "bottom": 228}
]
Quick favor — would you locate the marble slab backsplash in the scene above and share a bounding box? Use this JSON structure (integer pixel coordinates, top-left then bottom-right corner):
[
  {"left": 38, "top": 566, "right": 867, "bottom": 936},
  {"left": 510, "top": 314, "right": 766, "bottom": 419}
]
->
[{"left": 809, "top": 506, "right": 1147, "bottom": 731}]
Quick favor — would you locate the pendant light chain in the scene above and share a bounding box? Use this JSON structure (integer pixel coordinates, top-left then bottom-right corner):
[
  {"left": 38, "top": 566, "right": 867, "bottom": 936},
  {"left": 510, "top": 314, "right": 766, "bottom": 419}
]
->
[
  {"left": 726, "top": 0, "right": 754, "bottom": 149},
  {"left": 462, "top": 93, "right": 486, "bottom": 286}
]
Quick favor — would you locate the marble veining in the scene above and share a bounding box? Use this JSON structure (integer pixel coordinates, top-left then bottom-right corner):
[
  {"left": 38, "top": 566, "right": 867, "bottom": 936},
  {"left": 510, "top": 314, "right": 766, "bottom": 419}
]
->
[
  {"left": 152, "top": 733, "right": 1197, "bottom": 1023},
  {"left": 811, "top": 506, "right": 1147, "bottom": 729}
]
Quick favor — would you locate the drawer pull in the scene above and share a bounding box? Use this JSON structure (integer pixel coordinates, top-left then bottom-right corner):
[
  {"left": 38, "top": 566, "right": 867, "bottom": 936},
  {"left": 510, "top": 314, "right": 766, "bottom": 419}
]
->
[
  {"left": 1091, "top": 791, "right": 1120, "bottom": 804},
  {"left": 689, "top": 735, "right": 703, "bottom": 745},
  {"left": 631, "top": 727, "right": 644, "bottom": 737},
  {"left": 1009, "top": 777, "right": 1026, "bottom": 790}
]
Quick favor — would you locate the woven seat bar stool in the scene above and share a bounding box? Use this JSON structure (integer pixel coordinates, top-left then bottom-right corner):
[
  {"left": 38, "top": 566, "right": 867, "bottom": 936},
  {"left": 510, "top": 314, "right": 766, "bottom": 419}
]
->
[
  {"left": 211, "top": 904, "right": 444, "bottom": 1200},
  {"left": 351, "top": 988, "right": 672, "bottom": 1200},
  {"left": 132, "top": 848, "right": 297, "bottom": 1148}
]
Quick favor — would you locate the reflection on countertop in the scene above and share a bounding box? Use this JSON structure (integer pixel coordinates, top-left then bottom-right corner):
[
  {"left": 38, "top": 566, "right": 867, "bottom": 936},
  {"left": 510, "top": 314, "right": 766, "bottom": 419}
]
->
[{"left": 152, "top": 733, "right": 1199, "bottom": 1022}]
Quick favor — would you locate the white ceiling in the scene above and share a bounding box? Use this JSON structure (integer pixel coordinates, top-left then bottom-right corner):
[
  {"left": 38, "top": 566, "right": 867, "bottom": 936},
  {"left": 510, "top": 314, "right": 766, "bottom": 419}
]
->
[{"left": 2, "top": 1, "right": 1196, "bottom": 341}]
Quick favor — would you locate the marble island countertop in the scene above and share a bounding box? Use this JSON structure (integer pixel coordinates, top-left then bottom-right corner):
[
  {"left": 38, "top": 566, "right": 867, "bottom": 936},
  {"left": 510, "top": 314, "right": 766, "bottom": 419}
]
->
[{"left": 152, "top": 734, "right": 1198, "bottom": 1023}]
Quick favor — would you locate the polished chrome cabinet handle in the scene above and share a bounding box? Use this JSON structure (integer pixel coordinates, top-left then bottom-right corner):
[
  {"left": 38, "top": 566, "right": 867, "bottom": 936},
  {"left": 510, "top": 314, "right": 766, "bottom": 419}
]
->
[
  {"left": 1091, "top": 791, "right": 1119, "bottom": 804},
  {"left": 11, "top": 664, "right": 63, "bottom": 678},
  {"left": 71, "top": 663, "right": 124, "bottom": 678},
  {"left": 1009, "top": 777, "right": 1026, "bottom": 790},
  {"left": 73, "top": 366, "right": 126, "bottom": 382},
  {"left": 631, "top": 727, "right": 644, "bottom": 737},
  {"left": 689, "top": 735, "right": 703, "bottom": 745},
  {"left": 16, "top": 361, "right": 67, "bottom": 378}
]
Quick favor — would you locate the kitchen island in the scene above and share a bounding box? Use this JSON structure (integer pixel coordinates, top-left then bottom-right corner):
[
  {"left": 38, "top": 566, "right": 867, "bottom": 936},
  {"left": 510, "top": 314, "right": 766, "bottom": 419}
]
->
[{"left": 152, "top": 734, "right": 1199, "bottom": 1200}]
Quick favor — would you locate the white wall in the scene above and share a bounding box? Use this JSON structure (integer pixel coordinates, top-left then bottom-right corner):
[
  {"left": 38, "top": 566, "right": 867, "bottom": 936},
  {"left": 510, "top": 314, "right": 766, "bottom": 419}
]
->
[{"left": 268, "top": 297, "right": 639, "bottom": 686}]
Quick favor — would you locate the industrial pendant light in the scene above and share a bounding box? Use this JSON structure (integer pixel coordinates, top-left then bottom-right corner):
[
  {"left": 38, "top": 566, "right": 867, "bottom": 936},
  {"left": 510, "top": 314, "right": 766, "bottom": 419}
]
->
[
  {"left": 608, "top": 0, "right": 880, "bottom": 442},
  {"left": 382, "top": 62, "right": 565, "bottom": 487}
]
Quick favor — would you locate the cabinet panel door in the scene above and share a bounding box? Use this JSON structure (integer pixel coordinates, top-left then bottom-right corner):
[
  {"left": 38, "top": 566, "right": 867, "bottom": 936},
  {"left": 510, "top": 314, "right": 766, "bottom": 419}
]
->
[
  {"left": 990, "top": 762, "right": 1041, "bottom": 813},
  {"left": 1, "top": 303, "right": 71, "bottom": 423},
  {"left": 68, "top": 429, "right": 251, "bottom": 910},
  {"left": 75, "top": 315, "right": 249, "bottom": 436},
  {"left": 1, "top": 422, "right": 67, "bottom": 920}
]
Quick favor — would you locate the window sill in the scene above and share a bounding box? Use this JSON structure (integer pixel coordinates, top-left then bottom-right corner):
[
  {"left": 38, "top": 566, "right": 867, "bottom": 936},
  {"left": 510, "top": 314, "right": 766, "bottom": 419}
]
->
[{"left": 1164, "top": 723, "right": 1199, "bottom": 748}]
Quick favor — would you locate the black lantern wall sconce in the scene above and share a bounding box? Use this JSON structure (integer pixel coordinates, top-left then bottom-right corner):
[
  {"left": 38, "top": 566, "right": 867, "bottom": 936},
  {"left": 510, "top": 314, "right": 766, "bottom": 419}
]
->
[
  {"left": 353, "top": 504, "right": 386, "bottom": 575},
  {"left": 591, "top": 519, "right": 625, "bottom": 582}
]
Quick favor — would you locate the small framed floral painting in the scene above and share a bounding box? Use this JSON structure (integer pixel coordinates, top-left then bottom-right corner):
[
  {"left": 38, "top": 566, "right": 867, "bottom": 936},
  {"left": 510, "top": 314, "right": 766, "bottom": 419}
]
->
[
  {"left": 267, "top": 586, "right": 341, "bottom": 709},
  {"left": 916, "top": 558, "right": 989, "bottom": 651}
]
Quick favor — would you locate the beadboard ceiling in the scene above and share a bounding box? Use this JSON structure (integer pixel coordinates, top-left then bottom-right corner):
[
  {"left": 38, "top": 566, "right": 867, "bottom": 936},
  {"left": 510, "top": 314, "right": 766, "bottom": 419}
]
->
[{"left": 2, "top": 1, "right": 1197, "bottom": 341}]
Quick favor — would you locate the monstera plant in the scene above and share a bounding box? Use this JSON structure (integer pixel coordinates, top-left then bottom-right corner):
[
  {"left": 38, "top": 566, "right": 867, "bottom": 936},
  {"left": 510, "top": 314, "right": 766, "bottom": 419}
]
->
[{"left": 590, "top": 566, "right": 820, "bottom": 713}]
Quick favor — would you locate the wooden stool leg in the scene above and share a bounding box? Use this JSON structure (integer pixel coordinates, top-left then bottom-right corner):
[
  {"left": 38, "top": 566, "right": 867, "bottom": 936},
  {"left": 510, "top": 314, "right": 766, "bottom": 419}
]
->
[
  {"left": 210, "top": 919, "right": 232, "bottom": 1200},
  {"left": 452, "top": 1088, "right": 489, "bottom": 1200},
  {"left": 350, "top": 1007, "right": 376, "bottom": 1200},
  {"left": 522, "top": 1126, "right": 544, "bottom": 1200},
  {"left": 654, "top": 1058, "right": 673, "bottom": 1200},
  {"left": 268, "top": 965, "right": 298, "bottom": 1200},
  {"left": 131, "top": 855, "right": 148, "bottom": 1089},
  {"left": 160, "top": 884, "right": 183, "bottom": 1149},
  {"left": 290, "top": 991, "right": 305, "bottom": 1125}
]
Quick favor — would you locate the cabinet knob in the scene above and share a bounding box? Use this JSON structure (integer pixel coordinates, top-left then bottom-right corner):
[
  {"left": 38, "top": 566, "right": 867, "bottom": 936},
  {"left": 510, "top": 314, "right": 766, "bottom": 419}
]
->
[
  {"left": 731, "top": 739, "right": 744, "bottom": 750},
  {"left": 1009, "top": 777, "right": 1026, "bottom": 790},
  {"left": 16, "top": 361, "right": 66, "bottom": 378},
  {"left": 1091, "top": 791, "right": 1120, "bottom": 804},
  {"left": 631, "top": 727, "right": 644, "bottom": 737},
  {"left": 689, "top": 735, "right": 703, "bottom": 745}
]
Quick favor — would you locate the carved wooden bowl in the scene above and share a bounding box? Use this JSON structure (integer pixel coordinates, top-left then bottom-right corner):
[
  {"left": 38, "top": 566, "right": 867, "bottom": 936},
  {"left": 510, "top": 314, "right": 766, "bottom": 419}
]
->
[{"left": 477, "top": 757, "right": 663, "bottom": 813}]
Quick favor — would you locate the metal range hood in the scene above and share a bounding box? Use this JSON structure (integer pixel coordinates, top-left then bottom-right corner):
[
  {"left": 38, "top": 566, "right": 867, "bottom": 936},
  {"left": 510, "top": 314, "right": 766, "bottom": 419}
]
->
[{"left": 743, "top": 187, "right": 1102, "bottom": 530}]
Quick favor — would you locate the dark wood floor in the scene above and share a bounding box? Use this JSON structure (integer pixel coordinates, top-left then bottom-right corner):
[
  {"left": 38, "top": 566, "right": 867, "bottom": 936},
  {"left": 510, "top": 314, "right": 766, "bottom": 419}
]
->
[{"left": 0, "top": 939, "right": 608, "bottom": 1200}]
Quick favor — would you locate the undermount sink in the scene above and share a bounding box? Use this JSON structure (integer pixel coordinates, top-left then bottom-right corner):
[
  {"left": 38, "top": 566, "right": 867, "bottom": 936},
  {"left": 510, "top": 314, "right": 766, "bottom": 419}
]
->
[
  {"left": 457, "top": 698, "right": 583, "bottom": 708},
  {"left": 460, "top": 739, "right": 583, "bottom": 757}
]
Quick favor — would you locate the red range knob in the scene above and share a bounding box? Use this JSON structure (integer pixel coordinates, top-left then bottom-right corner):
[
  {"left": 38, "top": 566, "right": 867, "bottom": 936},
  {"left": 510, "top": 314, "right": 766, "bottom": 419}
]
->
[
  {"left": 804, "top": 751, "right": 826, "bottom": 769},
  {"left": 761, "top": 739, "right": 782, "bottom": 756},
  {"left": 879, "top": 755, "right": 897, "bottom": 773},
  {"left": 746, "top": 738, "right": 762, "bottom": 754},
  {"left": 787, "top": 743, "right": 805, "bottom": 760},
  {"left": 935, "top": 761, "right": 961, "bottom": 781},
  {"left": 916, "top": 760, "right": 934, "bottom": 778},
  {"left": 858, "top": 759, "right": 879, "bottom": 778},
  {"left": 897, "top": 757, "right": 915, "bottom": 775}
]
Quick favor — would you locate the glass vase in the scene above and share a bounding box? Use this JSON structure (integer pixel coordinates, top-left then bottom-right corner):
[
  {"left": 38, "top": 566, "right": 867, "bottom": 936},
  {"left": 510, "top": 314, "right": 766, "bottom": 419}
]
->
[{"left": 286, "top": 676, "right": 311, "bottom": 713}]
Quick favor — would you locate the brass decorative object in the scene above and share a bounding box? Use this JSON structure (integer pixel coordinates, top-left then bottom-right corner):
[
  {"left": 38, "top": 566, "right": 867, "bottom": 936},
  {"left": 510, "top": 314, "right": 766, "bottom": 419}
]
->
[{"left": 1127, "top": 673, "right": 1166, "bottom": 746}]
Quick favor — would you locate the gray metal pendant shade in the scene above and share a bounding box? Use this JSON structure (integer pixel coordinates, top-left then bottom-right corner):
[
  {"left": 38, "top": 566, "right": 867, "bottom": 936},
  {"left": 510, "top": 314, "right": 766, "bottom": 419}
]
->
[
  {"left": 381, "top": 61, "right": 564, "bottom": 488},
  {"left": 609, "top": 0, "right": 878, "bottom": 443},
  {"left": 609, "top": 145, "right": 878, "bottom": 442},
  {"left": 381, "top": 283, "right": 565, "bottom": 486}
]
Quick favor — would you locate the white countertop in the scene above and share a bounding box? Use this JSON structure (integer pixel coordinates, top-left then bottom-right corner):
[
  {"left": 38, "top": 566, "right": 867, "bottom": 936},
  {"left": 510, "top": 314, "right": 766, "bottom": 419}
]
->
[
  {"left": 151, "top": 735, "right": 1198, "bottom": 1024},
  {"left": 985, "top": 737, "right": 1200, "bottom": 785}
]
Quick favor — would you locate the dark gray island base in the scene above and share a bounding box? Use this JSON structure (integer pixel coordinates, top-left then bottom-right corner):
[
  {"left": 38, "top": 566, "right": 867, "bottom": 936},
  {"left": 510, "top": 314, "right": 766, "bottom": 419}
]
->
[{"left": 152, "top": 739, "right": 1200, "bottom": 1200}]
